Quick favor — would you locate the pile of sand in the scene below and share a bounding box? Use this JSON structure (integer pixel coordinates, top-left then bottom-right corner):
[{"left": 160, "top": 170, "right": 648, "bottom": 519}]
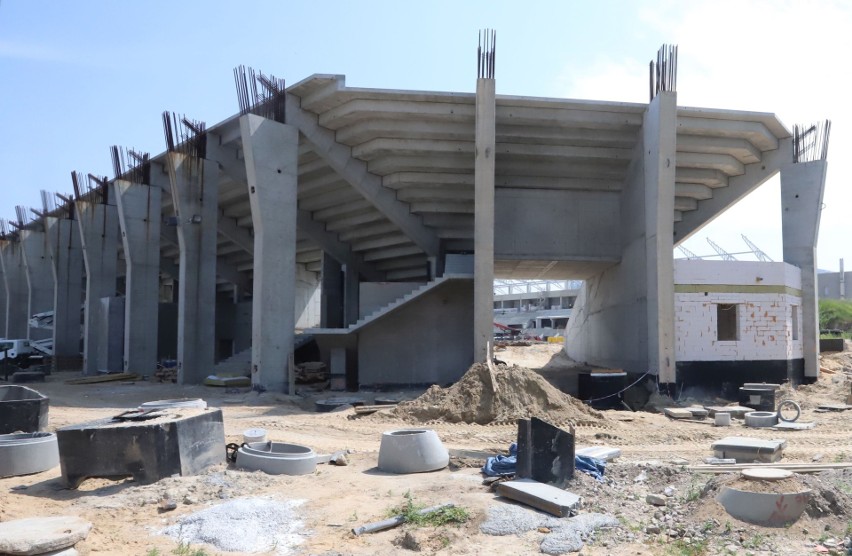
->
[{"left": 390, "top": 363, "right": 606, "bottom": 425}]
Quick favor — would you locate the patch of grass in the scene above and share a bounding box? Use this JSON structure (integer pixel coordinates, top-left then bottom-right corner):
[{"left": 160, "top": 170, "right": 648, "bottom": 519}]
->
[
  {"left": 387, "top": 491, "right": 470, "bottom": 527},
  {"left": 145, "top": 550, "right": 162, "bottom": 556},
  {"left": 835, "top": 452, "right": 847, "bottom": 463},
  {"left": 683, "top": 480, "right": 702, "bottom": 502},
  {"left": 819, "top": 299, "right": 852, "bottom": 332},
  {"left": 171, "top": 543, "right": 210, "bottom": 556},
  {"left": 845, "top": 521, "right": 852, "bottom": 537},
  {"left": 700, "top": 520, "right": 715, "bottom": 533},
  {"left": 742, "top": 533, "right": 766, "bottom": 549},
  {"left": 665, "top": 538, "right": 709, "bottom": 556}
]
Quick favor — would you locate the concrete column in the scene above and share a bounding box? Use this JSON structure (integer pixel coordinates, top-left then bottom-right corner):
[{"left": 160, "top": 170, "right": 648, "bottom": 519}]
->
[
  {"left": 0, "top": 245, "right": 6, "bottom": 335},
  {"left": 167, "top": 153, "right": 219, "bottom": 384},
  {"left": 45, "top": 216, "right": 84, "bottom": 369},
  {"left": 343, "top": 264, "right": 360, "bottom": 327},
  {"left": 114, "top": 180, "right": 161, "bottom": 375},
  {"left": 240, "top": 114, "right": 298, "bottom": 393},
  {"left": 20, "top": 229, "right": 53, "bottom": 341},
  {"left": 780, "top": 160, "right": 827, "bottom": 380},
  {"left": 321, "top": 253, "right": 343, "bottom": 328},
  {"left": 77, "top": 201, "right": 119, "bottom": 375},
  {"left": 474, "top": 77, "right": 496, "bottom": 363},
  {"left": 643, "top": 92, "right": 677, "bottom": 383},
  {"left": 0, "top": 240, "right": 28, "bottom": 338}
]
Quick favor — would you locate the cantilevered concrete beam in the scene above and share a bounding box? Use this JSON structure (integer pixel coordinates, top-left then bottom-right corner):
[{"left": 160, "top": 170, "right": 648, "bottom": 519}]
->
[
  {"left": 45, "top": 216, "right": 83, "bottom": 368},
  {"left": 285, "top": 93, "right": 441, "bottom": 257},
  {"left": 0, "top": 239, "right": 28, "bottom": 338},
  {"left": 207, "top": 137, "right": 385, "bottom": 281},
  {"left": 240, "top": 113, "right": 298, "bottom": 393},
  {"left": 77, "top": 200, "right": 119, "bottom": 375},
  {"left": 781, "top": 159, "right": 828, "bottom": 380},
  {"left": 167, "top": 153, "right": 219, "bottom": 384},
  {"left": 673, "top": 140, "right": 791, "bottom": 243},
  {"left": 115, "top": 180, "right": 161, "bottom": 375}
]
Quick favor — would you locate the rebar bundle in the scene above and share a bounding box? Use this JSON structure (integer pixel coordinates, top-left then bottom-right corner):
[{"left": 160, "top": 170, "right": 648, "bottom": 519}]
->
[
  {"left": 162, "top": 112, "right": 207, "bottom": 159},
  {"left": 649, "top": 44, "right": 678, "bottom": 101},
  {"left": 477, "top": 29, "right": 496, "bottom": 79},
  {"left": 233, "top": 65, "right": 286, "bottom": 123},
  {"left": 71, "top": 171, "right": 110, "bottom": 205},
  {"left": 793, "top": 120, "right": 831, "bottom": 163},
  {"left": 110, "top": 146, "right": 151, "bottom": 186}
]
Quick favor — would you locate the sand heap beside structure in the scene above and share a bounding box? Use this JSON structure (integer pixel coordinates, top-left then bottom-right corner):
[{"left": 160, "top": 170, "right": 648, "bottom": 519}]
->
[{"left": 390, "top": 363, "right": 606, "bottom": 425}]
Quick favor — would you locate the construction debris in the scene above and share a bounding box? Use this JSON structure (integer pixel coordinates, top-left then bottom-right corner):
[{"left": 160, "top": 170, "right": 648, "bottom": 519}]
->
[
  {"left": 495, "top": 478, "right": 582, "bottom": 517},
  {"left": 0, "top": 516, "right": 92, "bottom": 555},
  {"left": 65, "top": 372, "right": 139, "bottom": 385},
  {"left": 711, "top": 437, "right": 786, "bottom": 463}
]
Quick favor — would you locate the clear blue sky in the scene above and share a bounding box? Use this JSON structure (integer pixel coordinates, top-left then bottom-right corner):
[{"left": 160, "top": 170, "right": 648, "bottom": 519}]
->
[{"left": 1, "top": 0, "right": 849, "bottom": 270}]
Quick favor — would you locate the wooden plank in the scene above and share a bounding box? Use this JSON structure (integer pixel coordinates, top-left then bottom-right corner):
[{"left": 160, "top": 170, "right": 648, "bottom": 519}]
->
[
  {"left": 353, "top": 404, "right": 397, "bottom": 414},
  {"left": 65, "top": 373, "right": 140, "bottom": 385},
  {"left": 496, "top": 478, "right": 581, "bottom": 517}
]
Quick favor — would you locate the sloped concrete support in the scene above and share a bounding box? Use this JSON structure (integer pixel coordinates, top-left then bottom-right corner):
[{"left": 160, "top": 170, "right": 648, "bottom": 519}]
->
[
  {"left": 20, "top": 230, "right": 52, "bottom": 341},
  {"left": 240, "top": 114, "right": 298, "bottom": 393},
  {"left": 0, "top": 241, "right": 28, "bottom": 339},
  {"left": 474, "top": 77, "right": 496, "bottom": 363},
  {"left": 564, "top": 92, "right": 676, "bottom": 380},
  {"left": 77, "top": 202, "right": 119, "bottom": 375},
  {"left": 167, "top": 153, "right": 219, "bottom": 384},
  {"left": 780, "top": 160, "right": 827, "bottom": 379},
  {"left": 115, "top": 180, "right": 161, "bottom": 375},
  {"left": 45, "top": 217, "right": 84, "bottom": 368}
]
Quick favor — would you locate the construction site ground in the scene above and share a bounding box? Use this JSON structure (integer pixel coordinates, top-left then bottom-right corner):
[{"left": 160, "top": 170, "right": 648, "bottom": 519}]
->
[{"left": 1, "top": 343, "right": 851, "bottom": 556}]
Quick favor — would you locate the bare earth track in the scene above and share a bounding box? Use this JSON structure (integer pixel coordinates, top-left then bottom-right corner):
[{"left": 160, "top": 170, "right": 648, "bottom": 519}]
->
[{"left": 1, "top": 343, "right": 850, "bottom": 555}]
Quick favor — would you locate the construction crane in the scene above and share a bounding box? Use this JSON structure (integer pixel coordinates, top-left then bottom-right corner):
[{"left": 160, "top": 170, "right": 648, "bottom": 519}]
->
[
  {"left": 677, "top": 245, "right": 700, "bottom": 260},
  {"left": 741, "top": 235, "right": 774, "bottom": 262},
  {"left": 707, "top": 238, "right": 737, "bottom": 261}
]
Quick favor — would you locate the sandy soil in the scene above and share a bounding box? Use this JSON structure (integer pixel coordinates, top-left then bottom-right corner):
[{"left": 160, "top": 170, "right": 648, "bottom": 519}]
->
[{"left": 1, "top": 345, "right": 851, "bottom": 556}]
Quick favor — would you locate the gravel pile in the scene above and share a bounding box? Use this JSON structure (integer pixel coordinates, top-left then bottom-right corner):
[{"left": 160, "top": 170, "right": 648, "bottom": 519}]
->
[{"left": 161, "top": 497, "right": 306, "bottom": 554}]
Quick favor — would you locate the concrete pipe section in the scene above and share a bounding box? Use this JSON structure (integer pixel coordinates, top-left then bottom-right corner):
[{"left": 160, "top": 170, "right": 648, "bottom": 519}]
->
[
  {"left": 236, "top": 442, "right": 317, "bottom": 475},
  {"left": 0, "top": 432, "right": 59, "bottom": 478},
  {"left": 717, "top": 485, "right": 810, "bottom": 527},
  {"left": 139, "top": 398, "right": 207, "bottom": 410},
  {"left": 378, "top": 429, "right": 449, "bottom": 474},
  {"left": 777, "top": 400, "right": 801, "bottom": 422},
  {"left": 744, "top": 411, "right": 779, "bottom": 428}
]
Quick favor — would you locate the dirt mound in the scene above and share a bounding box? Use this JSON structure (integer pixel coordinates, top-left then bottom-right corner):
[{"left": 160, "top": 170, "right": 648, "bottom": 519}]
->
[{"left": 389, "top": 363, "right": 606, "bottom": 425}]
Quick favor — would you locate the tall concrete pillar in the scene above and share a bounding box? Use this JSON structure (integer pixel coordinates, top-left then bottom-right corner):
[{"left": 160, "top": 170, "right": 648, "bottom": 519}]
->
[
  {"left": 0, "top": 246, "right": 6, "bottom": 335},
  {"left": 0, "top": 239, "right": 28, "bottom": 338},
  {"left": 45, "top": 216, "right": 84, "bottom": 368},
  {"left": 321, "top": 253, "right": 343, "bottom": 328},
  {"left": 167, "top": 153, "right": 219, "bottom": 384},
  {"left": 342, "top": 265, "right": 360, "bottom": 327},
  {"left": 473, "top": 76, "right": 496, "bottom": 363},
  {"left": 643, "top": 92, "right": 677, "bottom": 383},
  {"left": 77, "top": 201, "right": 119, "bottom": 375},
  {"left": 780, "top": 160, "right": 827, "bottom": 380},
  {"left": 20, "top": 229, "right": 53, "bottom": 341},
  {"left": 114, "top": 180, "right": 161, "bottom": 375},
  {"left": 240, "top": 114, "right": 298, "bottom": 393}
]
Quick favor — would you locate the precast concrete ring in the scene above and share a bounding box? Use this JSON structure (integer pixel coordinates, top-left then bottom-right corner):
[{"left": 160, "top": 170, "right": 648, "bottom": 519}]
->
[
  {"left": 139, "top": 398, "right": 207, "bottom": 410},
  {"left": 744, "top": 411, "right": 779, "bottom": 427},
  {"left": 717, "top": 486, "right": 810, "bottom": 527},
  {"left": 377, "top": 429, "right": 449, "bottom": 474},
  {"left": 777, "top": 400, "right": 801, "bottom": 423},
  {"left": 236, "top": 442, "right": 317, "bottom": 475},
  {"left": 0, "top": 432, "right": 60, "bottom": 478}
]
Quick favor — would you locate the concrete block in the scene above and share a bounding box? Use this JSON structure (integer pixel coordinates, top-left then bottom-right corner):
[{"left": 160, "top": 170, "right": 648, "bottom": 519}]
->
[
  {"left": 56, "top": 408, "right": 225, "bottom": 488},
  {"left": 496, "top": 478, "right": 581, "bottom": 517},
  {"left": 516, "top": 417, "right": 575, "bottom": 487},
  {"left": 663, "top": 407, "right": 694, "bottom": 419},
  {"left": 711, "top": 437, "right": 786, "bottom": 463},
  {"left": 575, "top": 446, "right": 621, "bottom": 461},
  {"left": 0, "top": 385, "right": 48, "bottom": 434},
  {"left": 0, "top": 515, "right": 91, "bottom": 555}
]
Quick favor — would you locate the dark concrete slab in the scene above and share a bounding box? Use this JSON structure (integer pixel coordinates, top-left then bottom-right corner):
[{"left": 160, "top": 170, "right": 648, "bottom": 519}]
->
[
  {"left": 516, "top": 417, "right": 575, "bottom": 488},
  {"left": 56, "top": 408, "right": 225, "bottom": 488},
  {"left": 0, "top": 385, "right": 48, "bottom": 434}
]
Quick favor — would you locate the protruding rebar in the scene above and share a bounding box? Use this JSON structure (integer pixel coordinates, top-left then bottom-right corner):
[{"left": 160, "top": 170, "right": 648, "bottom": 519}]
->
[
  {"left": 233, "top": 65, "right": 287, "bottom": 123},
  {"left": 649, "top": 44, "right": 678, "bottom": 101},
  {"left": 477, "top": 29, "right": 496, "bottom": 79},
  {"left": 162, "top": 112, "right": 207, "bottom": 159},
  {"left": 793, "top": 120, "right": 831, "bottom": 163}
]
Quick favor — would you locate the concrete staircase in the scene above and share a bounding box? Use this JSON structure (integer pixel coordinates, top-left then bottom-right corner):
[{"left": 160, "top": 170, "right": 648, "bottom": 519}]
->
[
  {"left": 213, "top": 348, "right": 251, "bottom": 376},
  {"left": 345, "top": 274, "right": 472, "bottom": 333}
]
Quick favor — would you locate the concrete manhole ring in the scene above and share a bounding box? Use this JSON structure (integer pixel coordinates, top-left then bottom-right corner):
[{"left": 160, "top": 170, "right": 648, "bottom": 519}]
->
[
  {"left": 236, "top": 441, "right": 317, "bottom": 475},
  {"left": 777, "top": 399, "right": 801, "bottom": 423},
  {"left": 377, "top": 429, "right": 449, "bottom": 474},
  {"left": 744, "top": 411, "right": 778, "bottom": 428},
  {"left": 0, "top": 432, "right": 60, "bottom": 478}
]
